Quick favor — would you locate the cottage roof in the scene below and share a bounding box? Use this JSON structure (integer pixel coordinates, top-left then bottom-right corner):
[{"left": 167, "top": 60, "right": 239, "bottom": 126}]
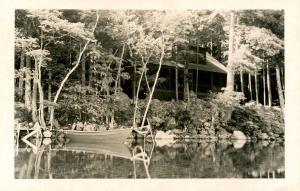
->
[
  {"left": 189, "top": 53, "right": 227, "bottom": 74},
  {"left": 162, "top": 53, "right": 227, "bottom": 74}
]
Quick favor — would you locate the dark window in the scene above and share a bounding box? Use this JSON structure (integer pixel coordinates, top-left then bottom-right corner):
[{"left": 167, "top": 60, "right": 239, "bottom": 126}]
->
[
  {"left": 198, "top": 71, "right": 210, "bottom": 86},
  {"left": 158, "top": 66, "right": 175, "bottom": 90}
]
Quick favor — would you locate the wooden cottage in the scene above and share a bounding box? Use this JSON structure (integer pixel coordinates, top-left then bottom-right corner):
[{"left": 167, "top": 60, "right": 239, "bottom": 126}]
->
[{"left": 121, "top": 46, "right": 228, "bottom": 101}]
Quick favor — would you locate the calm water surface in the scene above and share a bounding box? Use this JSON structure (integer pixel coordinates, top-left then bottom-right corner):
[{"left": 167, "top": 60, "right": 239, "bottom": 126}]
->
[{"left": 15, "top": 138, "right": 284, "bottom": 179}]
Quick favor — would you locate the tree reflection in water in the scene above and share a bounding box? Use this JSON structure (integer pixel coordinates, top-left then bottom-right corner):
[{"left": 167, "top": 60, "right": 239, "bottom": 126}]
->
[{"left": 15, "top": 139, "right": 284, "bottom": 178}]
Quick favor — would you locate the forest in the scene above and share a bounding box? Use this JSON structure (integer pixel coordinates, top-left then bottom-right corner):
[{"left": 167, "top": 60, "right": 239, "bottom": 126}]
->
[{"left": 14, "top": 9, "right": 284, "bottom": 141}]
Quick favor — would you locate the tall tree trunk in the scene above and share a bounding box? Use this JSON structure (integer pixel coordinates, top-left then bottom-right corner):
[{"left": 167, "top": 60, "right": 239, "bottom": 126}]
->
[
  {"left": 111, "top": 43, "right": 126, "bottom": 128},
  {"left": 226, "top": 11, "right": 235, "bottom": 90},
  {"left": 89, "top": 56, "right": 94, "bottom": 87},
  {"left": 183, "top": 66, "right": 189, "bottom": 101},
  {"left": 48, "top": 70, "right": 52, "bottom": 118},
  {"left": 266, "top": 62, "right": 272, "bottom": 107},
  {"left": 81, "top": 53, "right": 86, "bottom": 87},
  {"left": 37, "top": 57, "right": 46, "bottom": 128},
  {"left": 132, "top": 63, "right": 136, "bottom": 101},
  {"left": 210, "top": 37, "right": 213, "bottom": 55},
  {"left": 114, "top": 43, "right": 125, "bottom": 93},
  {"left": 195, "top": 69, "right": 198, "bottom": 94},
  {"left": 254, "top": 68, "right": 259, "bottom": 104},
  {"left": 19, "top": 49, "right": 25, "bottom": 98},
  {"left": 32, "top": 60, "right": 38, "bottom": 123},
  {"left": 248, "top": 73, "right": 253, "bottom": 100},
  {"left": 275, "top": 64, "right": 285, "bottom": 111},
  {"left": 106, "top": 84, "right": 110, "bottom": 125},
  {"left": 240, "top": 70, "right": 244, "bottom": 95},
  {"left": 49, "top": 12, "right": 99, "bottom": 129},
  {"left": 263, "top": 66, "right": 266, "bottom": 106},
  {"left": 24, "top": 54, "right": 31, "bottom": 110},
  {"left": 175, "top": 66, "right": 179, "bottom": 101},
  {"left": 141, "top": 41, "right": 165, "bottom": 128},
  {"left": 144, "top": 70, "right": 151, "bottom": 93},
  {"left": 280, "top": 66, "right": 284, "bottom": 92},
  {"left": 133, "top": 65, "right": 146, "bottom": 128}
]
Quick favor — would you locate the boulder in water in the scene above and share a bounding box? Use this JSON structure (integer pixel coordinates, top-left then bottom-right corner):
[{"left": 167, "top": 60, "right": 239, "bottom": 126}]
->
[
  {"left": 155, "top": 130, "right": 175, "bottom": 140},
  {"left": 172, "top": 128, "right": 183, "bottom": 134},
  {"left": 83, "top": 124, "right": 96, "bottom": 131},
  {"left": 43, "top": 130, "right": 52, "bottom": 138},
  {"left": 43, "top": 138, "right": 52, "bottom": 145},
  {"left": 231, "top": 130, "right": 246, "bottom": 140},
  {"left": 155, "top": 139, "right": 175, "bottom": 147},
  {"left": 232, "top": 139, "right": 246, "bottom": 149}
]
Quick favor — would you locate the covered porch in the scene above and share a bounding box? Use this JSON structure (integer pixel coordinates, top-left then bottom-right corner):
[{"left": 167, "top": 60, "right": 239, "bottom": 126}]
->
[{"left": 153, "top": 53, "right": 228, "bottom": 101}]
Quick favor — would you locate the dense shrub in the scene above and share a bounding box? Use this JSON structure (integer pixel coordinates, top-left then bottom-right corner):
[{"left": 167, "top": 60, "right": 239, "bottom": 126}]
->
[
  {"left": 136, "top": 99, "right": 188, "bottom": 131},
  {"left": 57, "top": 83, "right": 133, "bottom": 126},
  {"left": 136, "top": 89, "right": 245, "bottom": 135},
  {"left": 15, "top": 102, "right": 32, "bottom": 123},
  {"left": 227, "top": 103, "right": 284, "bottom": 138},
  {"left": 227, "top": 106, "right": 267, "bottom": 136}
]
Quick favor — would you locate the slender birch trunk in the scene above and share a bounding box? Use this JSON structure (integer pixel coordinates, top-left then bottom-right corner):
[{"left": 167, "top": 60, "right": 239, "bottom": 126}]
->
[
  {"left": 266, "top": 62, "right": 272, "bottom": 107},
  {"left": 276, "top": 64, "right": 284, "bottom": 110},
  {"left": 254, "top": 68, "right": 259, "bottom": 104},
  {"left": 81, "top": 53, "right": 86, "bottom": 87},
  {"left": 49, "top": 42, "right": 90, "bottom": 128},
  {"left": 210, "top": 37, "right": 213, "bottom": 55},
  {"left": 37, "top": 56, "right": 46, "bottom": 128},
  {"left": 48, "top": 70, "right": 52, "bottom": 117},
  {"left": 248, "top": 73, "right": 253, "bottom": 100},
  {"left": 280, "top": 66, "right": 284, "bottom": 92},
  {"left": 240, "top": 70, "right": 244, "bottom": 95},
  {"left": 32, "top": 60, "right": 38, "bottom": 123},
  {"left": 110, "top": 43, "right": 126, "bottom": 128},
  {"left": 49, "top": 13, "right": 99, "bottom": 129},
  {"left": 226, "top": 11, "right": 235, "bottom": 90},
  {"left": 25, "top": 54, "right": 31, "bottom": 110},
  {"left": 141, "top": 41, "right": 165, "bottom": 128},
  {"left": 263, "top": 66, "right": 266, "bottom": 106},
  {"left": 144, "top": 69, "right": 151, "bottom": 93},
  {"left": 19, "top": 49, "right": 25, "bottom": 98},
  {"left": 132, "top": 51, "right": 153, "bottom": 127},
  {"left": 133, "top": 66, "right": 146, "bottom": 128},
  {"left": 89, "top": 56, "right": 94, "bottom": 87},
  {"left": 132, "top": 63, "right": 136, "bottom": 101},
  {"left": 183, "top": 66, "right": 189, "bottom": 101},
  {"left": 114, "top": 43, "right": 125, "bottom": 93}
]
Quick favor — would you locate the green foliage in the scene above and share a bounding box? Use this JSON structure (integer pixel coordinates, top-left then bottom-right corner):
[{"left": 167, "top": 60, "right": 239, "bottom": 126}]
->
[
  {"left": 228, "top": 104, "right": 284, "bottom": 138},
  {"left": 57, "top": 83, "right": 133, "bottom": 126},
  {"left": 211, "top": 87, "right": 245, "bottom": 109},
  {"left": 134, "top": 89, "right": 245, "bottom": 135},
  {"left": 27, "top": 10, "right": 94, "bottom": 41},
  {"left": 15, "top": 102, "right": 32, "bottom": 123},
  {"left": 187, "top": 92, "right": 212, "bottom": 129},
  {"left": 14, "top": 9, "right": 284, "bottom": 132}
]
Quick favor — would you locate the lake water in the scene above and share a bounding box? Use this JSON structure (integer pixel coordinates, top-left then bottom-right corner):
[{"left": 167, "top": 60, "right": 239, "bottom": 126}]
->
[{"left": 15, "top": 138, "right": 284, "bottom": 179}]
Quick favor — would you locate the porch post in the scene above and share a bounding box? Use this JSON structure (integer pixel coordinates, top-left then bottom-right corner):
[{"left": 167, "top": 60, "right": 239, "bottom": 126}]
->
[
  {"left": 196, "top": 69, "right": 198, "bottom": 94},
  {"left": 133, "top": 63, "right": 136, "bottom": 100},
  {"left": 184, "top": 66, "right": 189, "bottom": 101},
  {"left": 169, "top": 67, "right": 172, "bottom": 89}
]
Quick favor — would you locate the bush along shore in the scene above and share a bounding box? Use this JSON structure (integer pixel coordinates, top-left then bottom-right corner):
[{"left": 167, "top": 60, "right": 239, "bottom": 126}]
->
[
  {"left": 135, "top": 90, "right": 284, "bottom": 142},
  {"left": 15, "top": 89, "right": 284, "bottom": 142}
]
